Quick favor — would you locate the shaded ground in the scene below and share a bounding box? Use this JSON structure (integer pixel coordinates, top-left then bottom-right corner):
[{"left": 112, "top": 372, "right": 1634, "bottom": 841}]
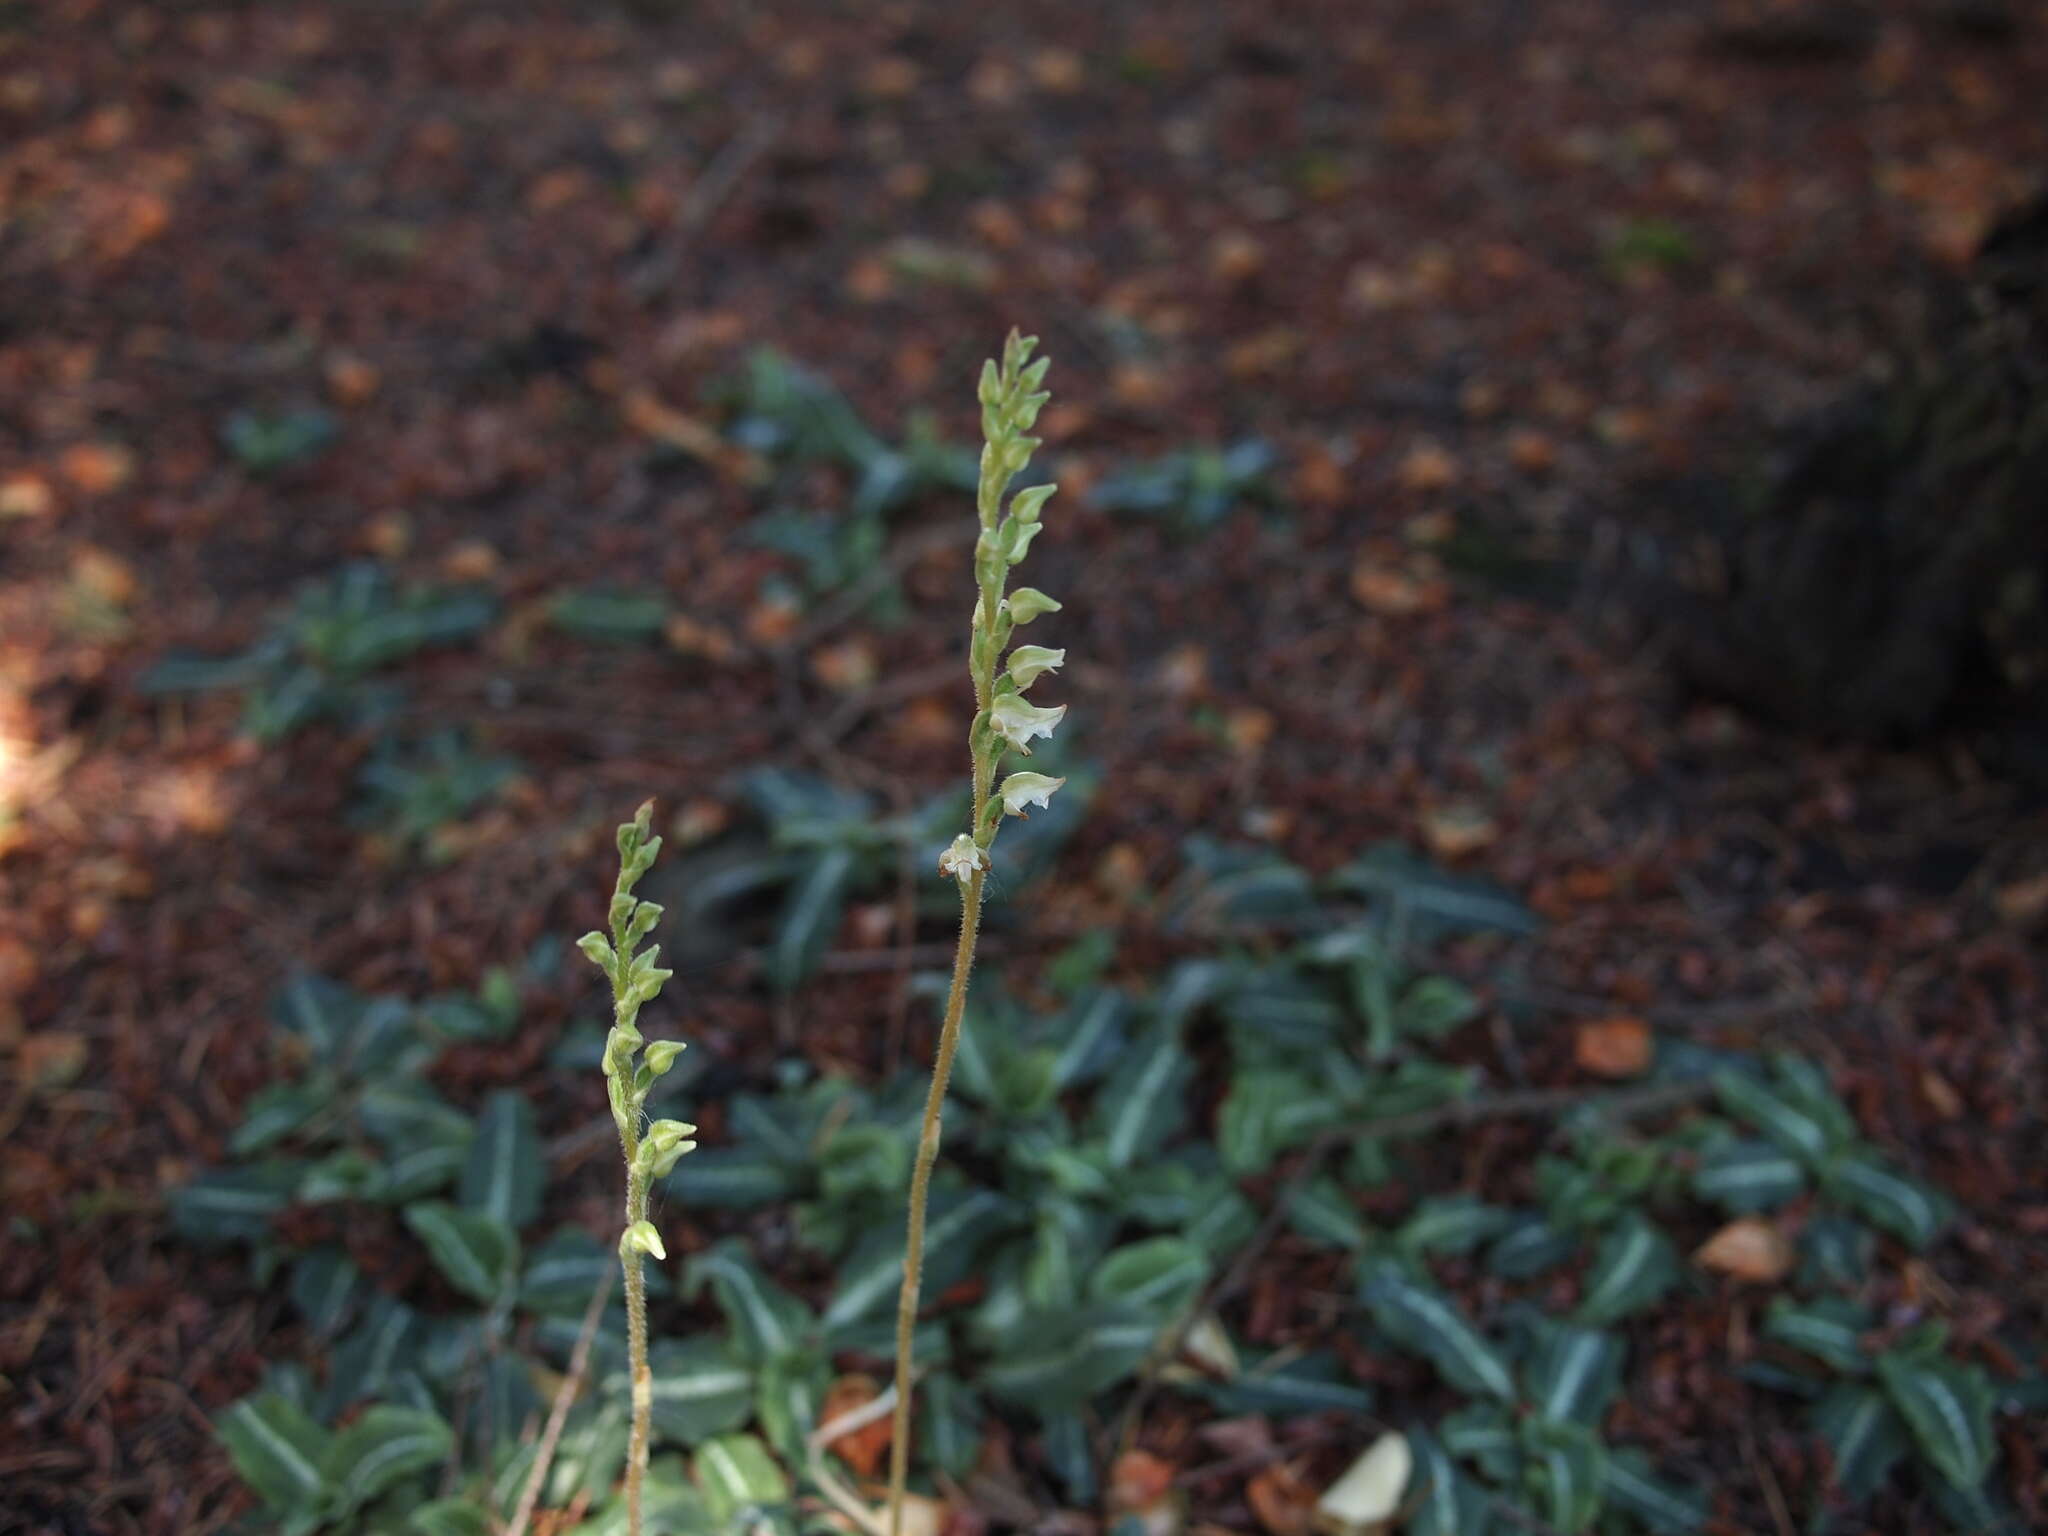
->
[{"left": 2, "top": 1, "right": 2046, "bottom": 1531}]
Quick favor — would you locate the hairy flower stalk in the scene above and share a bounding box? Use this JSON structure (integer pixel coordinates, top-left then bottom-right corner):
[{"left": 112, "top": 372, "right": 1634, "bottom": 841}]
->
[
  {"left": 888, "top": 333, "right": 1068, "bottom": 1535},
  {"left": 577, "top": 803, "right": 697, "bottom": 1536}
]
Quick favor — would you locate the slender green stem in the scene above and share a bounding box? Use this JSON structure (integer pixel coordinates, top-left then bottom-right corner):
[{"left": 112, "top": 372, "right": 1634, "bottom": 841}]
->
[
  {"left": 887, "top": 868, "right": 984, "bottom": 1536},
  {"left": 622, "top": 1160, "right": 651, "bottom": 1536}
]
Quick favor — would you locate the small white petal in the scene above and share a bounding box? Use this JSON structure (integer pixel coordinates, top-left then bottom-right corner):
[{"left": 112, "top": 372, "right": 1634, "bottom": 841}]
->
[
  {"left": 1007, "top": 646, "right": 1066, "bottom": 690},
  {"left": 1000, "top": 773, "right": 1066, "bottom": 817},
  {"left": 937, "top": 834, "right": 989, "bottom": 884},
  {"left": 988, "top": 694, "right": 1066, "bottom": 753}
]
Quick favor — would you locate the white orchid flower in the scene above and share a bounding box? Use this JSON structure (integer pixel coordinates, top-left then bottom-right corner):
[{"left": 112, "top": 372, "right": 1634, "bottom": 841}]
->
[
  {"left": 937, "top": 834, "right": 989, "bottom": 884},
  {"left": 1006, "top": 646, "right": 1065, "bottom": 690},
  {"left": 988, "top": 693, "right": 1066, "bottom": 753},
  {"left": 1000, "top": 773, "right": 1066, "bottom": 817}
]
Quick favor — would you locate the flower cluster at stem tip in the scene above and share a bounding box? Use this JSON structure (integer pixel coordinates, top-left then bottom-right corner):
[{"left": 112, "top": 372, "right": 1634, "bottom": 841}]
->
[
  {"left": 576, "top": 801, "right": 696, "bottom": 1258},
  {"left": 941, "top": 330, "right": 1069, "bottom": 885}
]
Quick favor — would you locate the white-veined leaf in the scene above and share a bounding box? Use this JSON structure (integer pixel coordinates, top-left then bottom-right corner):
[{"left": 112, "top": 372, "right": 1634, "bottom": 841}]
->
[
  {"left": 692, "top": 1433, "right": 790, "bottom": 1523},
  {"left": 639, "top": 1337, "right": 754, "bottom": 1444},
  {"left": 1824, "top": 1150, "right": 1951, "bottom": 1249},
  {"left": 919, "top": 1374, "right": 985, "bottom": 1479},
  {"left": 1712, "top": 1068, "right": 1837, "bottom": 1168},
  {"left": 1519, "top": 1416, "right": 1607, "bottom": 1534},
  {"left": 214, "top": 1392, "right": 332, "bottom": 1512},
  {"left": 821, "top": 1188, "right": 1014, "bottom": 1330},
  {"left": 288, "top": 1248, "right": 360, "bottom": 1336},
  {"left": 1574, "top": 1214, "right": 1679, "bottom": 1326},
  {"left": 230, "top": 1081, "right": 328, "bottom": 1156},
  {"left": 409, "top": 1497, "right": 492, "bottom": 1536},
  {"left": 1875, "top": 1351, "right": 1996, "bottom": 1492},
  {"left": 666, "top": 1146, "right": 798, "bottom": 1210},
  {"left": 458, "top": 1090, "right": 541, "bottom": 1229},
  {"left": 1403, "top": 1428, "right": 1492, "bottom": 1536},
  {"left": 1359, "top": 1262, "right": 1516, "bottom": 1403},
  {"left": 1090, "top": 1026, "right": 1194, "bottom": 1167},
  {"left": 1397, "top": 1196, "right": 1516, "bottom": 1259},
  {"left": 1523, "top": 1320, "right": 1626, "bottom": 1427},
  {"left": 169, "top": 1162, "right": 304, "bottom": 1246},
  {"left": 1088, "top": 1236, "right": 1208, "bottom": 1316},
  {"left": 403, "top": 1201, "right": 519, "bottom": 1304},
  {"left": 1440, "top": 1403, "right": 1519, "bottom": 1483},
  {"left": 1204, "top": 1350, "right": 1376, "bottom": 1417},
  {"left": 1763, "top": 1296, "right": 1873, "bottom": 1374},
  {"left": 1813, "top": 1382, "right": 1910, "bottom": 1500},
  {"left": 1288, "top": 1177, "right": 1372, "bottom": 1251},
  {"left": 1599, "top": 1449, "right": 1708, "bottom": 1533},
  {"left": 684, "top": 1241, "right": 814, "bottom": 1363},
  {"left": 766, "top": 843, "right": 856, "bottom": 992},
  {"left": 1692, "top": 1137, "right": 1806, "bottom": 1214},
  {"left": 321, "top": 1404, "right": 452, "bottom": 1514}
]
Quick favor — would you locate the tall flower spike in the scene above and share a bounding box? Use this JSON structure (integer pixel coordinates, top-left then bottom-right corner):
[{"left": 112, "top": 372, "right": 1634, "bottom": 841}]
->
[
  {"left": 575, "top": 801, "right": 696, "bottom": 1536},
  {"left": 891, "top": 332, "right": 1069, "bottom": 1536}
]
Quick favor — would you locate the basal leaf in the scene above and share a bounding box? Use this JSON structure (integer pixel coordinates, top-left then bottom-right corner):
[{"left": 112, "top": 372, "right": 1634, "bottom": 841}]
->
[
  {"left": 170, "top": 1162, "right": 304, "bottom": 1247},
  {"left": 1397, "top": 976, "right": 1482, "bottom": 1040},
  {"left": 1088, "top": 1236, "right": 1208, "bottom": 1317},
  {"left": 1485, "top": 1214, "right": 1581, "bottom": 1280},
  {"left": 692, "top": 1433, "right": 791, "bottom": 1524},
  {"left": 643, "top": 1338, "right": 755, "bottom": 1445},
  {"left": 1875, "top": 1351, "right": 1996, "bottom": 1492},
  {"left": 1522, "top": 1320, "right": 1625, "bottom": 1428},
  {"left": 403, "top": 1201, "right": 519, "bottom": 1304},
  {"left": 215, "top": 1392, "right": 332, "bottom": 1513},
  {"left": 1813, "top": 1382, "right": 1910, "bottom": 1501},
  {"left": 1089, "top": 1025, "right": 1194, "bottom": 1168},
  {"left": 1712, "top": 1067, "right": 1838, "bottom": 1169},
  {"left": 1440, "top": 1403, "right": 1519, "bottom": 1483},
  {"left": 289, "top": 1248, "right": 361, "bottom": 1336},
  {"left": 230, "top": 1081, "right": 328, "bottom": 1156},
  {"left": 684, "top": 1241, "right": 814, "bottom": 1364},
  {"left": 1359, "top": 1262, "right": 1516, "bottom": 1404},
  {"left": 766, "top": 844, "right": 856, "bottom": 992},
  {"left": 1824, "top": 1150, "right": 1951, "bottom": 1249},
  {"left": 1396, "top": 1197, "right": 1515, "bottom": 1260},
  {"left": 1519, "top": 1416, "right": 1606, "bottom": 1534},
  {"left": 666, "top": 1146, "right": 799, "bottom": 1210},
  {"left": 323, "top": 1295, "right": 420, "bottom": 1417},
  {"left": 1404, "top": 1428, "right": 1492, "bottom": 1536},
  {"left": 1692, "top": 1138, "right": 1805, "bottom": 1215},
  {"left": 1204, "top": 1350, "right": 1375, "bottom": 1417},
  {"left": 459, "top": 1090, "right": 541, "bottom": 1229},
  {"left": 322, "top": 1404, "right": 453, "bottom": 1515},
  {"left": 1599, "top": 1449, "right": 1708, "bottom": 1533},
  {"left": 1288, "top": 1177, "right": 1372, "bottom": 1251},
  {"left": 920, "top": 1374, "right": 985, "bottom": 1479},
  {"left": 1573, "top": 1214, "right": 1679, "bottom": 1326},
  {"left": 1763, "top": 1296, "right": 1873, "bottom": 1374},
  {"left": 409, "top": 1498, "right": 493, "bottom": 1536}
]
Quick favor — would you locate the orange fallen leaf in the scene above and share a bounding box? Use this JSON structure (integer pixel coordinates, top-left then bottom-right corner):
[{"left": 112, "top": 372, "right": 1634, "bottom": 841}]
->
[
  {"left": 1695, "top": 1217, "right": 1793, "bottom": 1283},
  {"left": 1574, "top": 1016, "right": 1653, "bottom": 1078},
  {"left": 818, "top": 1374, "right": 892, "bottom": 1479},
  {"left": 1397, "top": 441, "right": 1459, "bottom": 493},
  {"left": 1110, "top": 1449, "right": 1176, "bottom": 1513},
  {"left": 1247, "top": 1461, "right": 1317, "bottom": 1536},
  {"left": 1421, "top": 803, "right": 1498, "bottom": 860}
]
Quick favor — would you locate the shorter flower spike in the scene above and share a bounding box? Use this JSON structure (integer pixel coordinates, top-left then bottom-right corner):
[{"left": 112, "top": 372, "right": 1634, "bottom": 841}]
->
[
  {"left": 999, "top": 773, "right": 1066, "bottom": 817},
  {"left": 988, "top": 693, "right": 1066, "bottom": 753}
]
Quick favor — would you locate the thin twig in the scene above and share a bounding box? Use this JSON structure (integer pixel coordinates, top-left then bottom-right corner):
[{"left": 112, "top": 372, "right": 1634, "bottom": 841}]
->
[{"left": 505, "top": 1265, "right": 615, "bottom": 1536}]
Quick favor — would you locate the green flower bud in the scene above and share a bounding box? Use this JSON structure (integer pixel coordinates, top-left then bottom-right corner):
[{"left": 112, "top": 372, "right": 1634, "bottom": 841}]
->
[
  {"left": 1004, "top": 588, "right": 1062, "bottom": 624},
  {"left": 576, "top": 931, "right": 616, "bottom": 971},
  {"left": 644, "top": 1039, "right": 687, "bottom": 1076},
  {"left": 1009, "top": 483, "right": 1057, "bottom": 524},
  {"left": 621, "top": 1220, "right": 666, "bottom": 1261}
]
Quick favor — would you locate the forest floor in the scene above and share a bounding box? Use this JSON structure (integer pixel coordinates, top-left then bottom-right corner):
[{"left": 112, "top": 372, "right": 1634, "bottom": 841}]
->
[{"left": 3, "top": 1, "right": 2047, "bottom": 1532}]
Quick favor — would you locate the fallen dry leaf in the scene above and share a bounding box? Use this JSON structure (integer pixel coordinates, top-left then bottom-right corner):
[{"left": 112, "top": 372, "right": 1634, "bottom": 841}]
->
[
  {"left": 1695, "top": 1217, "right": 1794, "bottom": 1283},
  {"left": 1573, "top": 1016, "right": 1653, "bottom": 1078},
  {"left": 1421, "top": 803, "right": 1498, "bottom": 860},
  {"left": 1316, "top": 1431, "right": 1411, "bottom": 1536},
  {"left": 1248, "top": 1462, "right": 1317, "bottom": 1536},
  {"left": 818, "top": 1374, "right": 892, "bottom": 1480}
]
